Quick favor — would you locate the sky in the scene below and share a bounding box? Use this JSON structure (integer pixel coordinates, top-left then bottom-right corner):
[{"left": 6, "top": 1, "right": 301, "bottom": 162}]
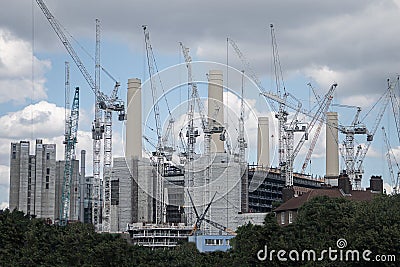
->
[{"left": 1, "top": 0, "right": 400, "bottom": 208}]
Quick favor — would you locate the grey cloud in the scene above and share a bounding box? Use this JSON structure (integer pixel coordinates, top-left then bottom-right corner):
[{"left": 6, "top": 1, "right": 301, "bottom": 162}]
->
[{"left": 2, "top": 0, "right": 399, "bottom": 100}]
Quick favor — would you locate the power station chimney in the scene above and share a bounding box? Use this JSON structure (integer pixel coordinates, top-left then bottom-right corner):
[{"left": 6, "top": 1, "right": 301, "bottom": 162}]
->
[
  {"left": 326, "top": 112, "right": 339, "bottom": 186},
  {"left": 208, "top": 70, "right": 224, "bottom": 153},
  {"left": 257, "top": 117, "right": 270, "bottom": 167},
  {"left": 126, "top": 78, "right": 142, "bottom": 160}
]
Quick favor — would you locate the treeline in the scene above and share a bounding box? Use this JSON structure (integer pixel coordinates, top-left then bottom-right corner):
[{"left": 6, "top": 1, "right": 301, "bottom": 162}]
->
[{"left": 0, "top": 194, "right": 399, "bottom": 266}]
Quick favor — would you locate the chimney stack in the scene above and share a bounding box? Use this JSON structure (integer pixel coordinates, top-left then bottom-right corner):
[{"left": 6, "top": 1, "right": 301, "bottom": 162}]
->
[
  {"left": 208, "top": 70, "right": 224, "bottom": 153},
  {"left": 338, "top": 173, "right": 352, "bottom": 194},
  {"left": 369, "top": 176, "right": 383, "bottom": 193},
  {"left": 257, "top": 117, "right": 270, "bottom": 167},
  {"left": 126, "top": 78, "right": 142, "bottom": 161},
  {"left": 326, "top": 112, "right": 339, "bottom": 186}
]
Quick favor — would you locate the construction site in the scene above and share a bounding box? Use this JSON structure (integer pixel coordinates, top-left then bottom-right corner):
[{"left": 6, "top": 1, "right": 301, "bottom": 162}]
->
[{"left": 8, "top": 0, "right": 400, "bottom": 251}]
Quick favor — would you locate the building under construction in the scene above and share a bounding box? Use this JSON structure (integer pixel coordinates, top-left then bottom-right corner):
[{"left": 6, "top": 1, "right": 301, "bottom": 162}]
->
[{"left": 9, "top": 1, "right": 400, "bottom": 252}]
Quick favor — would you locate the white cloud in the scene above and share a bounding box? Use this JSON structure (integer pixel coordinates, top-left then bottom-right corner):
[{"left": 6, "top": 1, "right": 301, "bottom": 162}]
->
[
  {"left": 0, "top": 164, "right": 9, "bottom": 186},
  {"left": 0, "top": 28, "right": 51, "bottom": 104},
  {"left": 0, "top": 101, "right": 65, "bottom": 139},
  {"left": 0, "top": 201, "right": 8, "bottom": 210}
]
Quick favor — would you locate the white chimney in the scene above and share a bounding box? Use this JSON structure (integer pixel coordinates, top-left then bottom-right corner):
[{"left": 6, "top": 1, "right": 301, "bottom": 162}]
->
[
  {"left": 126, "top": 78, "right": 142, "bottom": 160},
  {"left": 326, "top": 112, "right": 339, "bottom": 185},
  {"left": 207, "top": 70, "right": 224, "bottom": 153},
  {"left": 257, "top": 117, "right": 270, "bottom": 167}
]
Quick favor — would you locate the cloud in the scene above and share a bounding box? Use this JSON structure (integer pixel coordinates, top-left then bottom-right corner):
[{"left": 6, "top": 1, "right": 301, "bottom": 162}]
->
[
  {"left": 0, "top": 202, "right": 8, "bottom": 210},
  {"left": 0, "top": 164, "right": 9, "bottom": 186},
  {"left": 0, "top": 101, "right": 65, "bottom": 139},
  {"left": 0, "top": 28, "right": 51, "bottom": 104}
]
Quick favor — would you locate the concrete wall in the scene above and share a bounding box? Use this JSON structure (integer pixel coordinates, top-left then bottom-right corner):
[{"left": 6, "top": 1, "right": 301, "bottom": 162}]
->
[
  {"left": 38, "top": 143, "right": 56, "bottom": 220},
  {"left": 185, "top": 153, "right": 242, "bottom": 233}
]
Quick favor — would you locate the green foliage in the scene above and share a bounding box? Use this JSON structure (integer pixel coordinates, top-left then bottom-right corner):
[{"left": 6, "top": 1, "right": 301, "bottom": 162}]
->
[{"left": 1, "top": 194, "right": 399, "bottom": 266}]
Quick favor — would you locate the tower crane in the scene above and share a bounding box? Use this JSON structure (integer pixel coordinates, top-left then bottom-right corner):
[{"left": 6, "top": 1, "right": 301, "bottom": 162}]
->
[
  {"left": 382, "top": 127, "right": 399, "bottom": 194},
  {"left": 179, "top": 42, "right": 225, "bottom": 157},
  {"left": 238, "top": 70, "right": 247, "bottom": 164},
  {"left": 353, "top": 86, "right": 390, "bottom": 189},
  {"left": 60, "top": 86, "right": 80, "bottom": 225},
  {"left": 338, "top": 85, "right": 390, "bottom": 189},
  {"left": 338, "top": 106, "right": 366, "bottom": 188},
  {"left": 179, "top": 42, "right": 201, "bottom": 161},
  {"left": 142, "top": 25, "right": 167, "bottom": 224},
  {"left": 301, "top": 83, "right": 337, "bottom": 173},
  {"left": 36, "top": 0, "right": 125, "bottom": 231},
  {"left": 388, "top": 77, "right": 400, "bottom": 144},
  {"left": 228, "top": 26, "right": 337, "bottom": 190}
]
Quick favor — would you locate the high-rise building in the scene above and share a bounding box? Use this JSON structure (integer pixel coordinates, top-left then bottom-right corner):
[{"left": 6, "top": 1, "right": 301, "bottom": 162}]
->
[{"left": 9, "top": 140, "right": 56, "bottom": 220}]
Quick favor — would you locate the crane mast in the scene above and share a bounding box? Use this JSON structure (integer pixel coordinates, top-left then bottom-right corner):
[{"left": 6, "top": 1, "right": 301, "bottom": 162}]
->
[
  {"left": 301, "top": 83, "right": 337, "bottom": 173},
  {"left": 143, "top": 26, "right": 165, "bottom": 224},
  {"left": 353, "top": 86, "right": 390, "bottom": 188},
  {"left": 339, "top": 107, "right": 364, "bottom": 188},
  {"left": 382, "top": 127, "right": 400, "bottom": 194},
  {"left": 238, "top": 70, "right": 247, "bottom": 164},
  {"left": 91, "top": 18, "right": 103, "bottom": 231},
  {"left": 36, "top": 0, "right": 126, "bottom": 230},
  {"left": 60, "top": 87, "right": 80, "bottom": 225},
  {"left": 179, "top": 42, "right": 211, "bottom": 161}
]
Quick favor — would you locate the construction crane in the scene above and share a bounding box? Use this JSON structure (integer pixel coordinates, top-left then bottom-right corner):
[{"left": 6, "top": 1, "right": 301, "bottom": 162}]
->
[
  {"left": 388, "top": 77, "right": 400, "bottom": 143},
  {"left": 228, "top": 28, "right": 308, "bottom": 188},
  {"left": 238, "top": 70, "right": 248, "bottom": 164},
  {"left": 353, "top": 87, "right": 390, "bottom": 188},
  {"left": 301, "top": 83, "right": 337, "bottom": 173},
  {"left": 338, "top": 86, "right": 390, "bottom": 189},
  {"left": 187, "top": 190, "right": 236, "bottom": 236},
  {"left": 179, "top": 42, "right": 224, "bottom": 157},
  {"left": 60, "top": 86, "right": 80, "bottom": 225},
  {"left": 143, "top": 25, "right": 167, "bottom": 224},
  {"left": 382, "top": 127, "right": 399, "bottom": 194},
  {"left": 36, "top": 0, "right": 125, "bottom": 231},
  {"left": 338, "top": 106, "right": 366, "bottom": 188}
]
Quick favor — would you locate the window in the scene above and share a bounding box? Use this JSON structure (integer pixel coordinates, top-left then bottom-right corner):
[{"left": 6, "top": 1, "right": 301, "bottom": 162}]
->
[
  {"left": 12, "top": 151, "right": 16, "bottom": 159},
  {"left": 46, "top": 168, "right": 50, "bottom": 175},
  {"left": 288, "top": 211, "right": 293, "bottom": 224},
  {"left": 205, "top": 239, "right": 223, "bottom": 246},
  {"left": 46, "top": 183, "right": 49, "bottom": 189},
  {"left": 46, "top": 152, "right": 50, "bottom": 160},
  {"left": 46, "top": 176, "right": 49, "bottom": 183},
  {"left": 280, "top": 212, "right": 285, "bottom": 225}
]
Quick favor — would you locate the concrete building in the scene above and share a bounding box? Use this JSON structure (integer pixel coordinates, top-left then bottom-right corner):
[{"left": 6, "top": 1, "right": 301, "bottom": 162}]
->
[
  {"left": 248, "top": 165, "right": 324, "bottom": 213},
  {"left": 127, "top": 223, "right": 192, "bottom": 249},
  {"left": 110, "top": 156, "right": 155, "bottom": 232},
  {"left": 9, "top": 140, "right": 56, "bottom": 221}
]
